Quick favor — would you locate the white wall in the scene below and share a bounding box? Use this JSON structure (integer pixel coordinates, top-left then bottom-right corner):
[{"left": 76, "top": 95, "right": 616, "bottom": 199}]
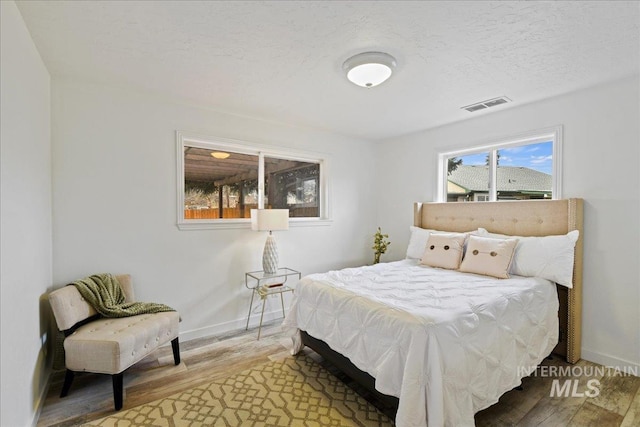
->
[
  {"left": 0, "top": 1, "right": 53, "bottom": 426},
  {"left": 51, "top": 79, "right": 377, "bottom": 340},
  {"left": 374, "top": 75, "right": 640, "bottom": 370},
  {"left": 5, "top": 6, "right": 636, "bottom": 422}
]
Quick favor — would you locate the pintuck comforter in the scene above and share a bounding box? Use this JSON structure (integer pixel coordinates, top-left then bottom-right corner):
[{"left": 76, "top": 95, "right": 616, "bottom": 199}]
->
[{"left": 283, "top": 260, "right": 558, "bottom": 427}]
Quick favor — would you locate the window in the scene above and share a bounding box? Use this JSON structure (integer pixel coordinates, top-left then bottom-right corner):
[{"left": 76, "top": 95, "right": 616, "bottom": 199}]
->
[
  {"left": 264, "top": 156, "right": 320, "bottom": 217},
  {"left": 183, "top": 148, "right": 259, "bottom": 219},
  {"left": 177, "top": 132, "right": 329, "bottom": 229},
  {"left": 438, "top": 126, "right": 562, "bottom": 202}
]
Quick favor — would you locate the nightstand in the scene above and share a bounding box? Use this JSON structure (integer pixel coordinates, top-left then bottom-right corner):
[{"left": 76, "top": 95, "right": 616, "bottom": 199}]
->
[{"left": 245, "top": 267, "right": 301, "bottom": 339}]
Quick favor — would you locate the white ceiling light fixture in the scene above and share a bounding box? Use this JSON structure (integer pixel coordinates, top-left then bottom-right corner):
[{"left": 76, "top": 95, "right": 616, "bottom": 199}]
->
[
  {"left": 343, "top": 52, "right": 397, "bottom": 88},
  {"left": 211, "top": 151, "right": 230, "bottom": 159}
]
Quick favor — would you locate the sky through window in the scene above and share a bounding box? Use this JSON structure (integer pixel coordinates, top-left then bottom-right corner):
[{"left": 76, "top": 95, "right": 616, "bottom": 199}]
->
[{"left": 457, "top": 141, "right": 552, "bottom": 174}]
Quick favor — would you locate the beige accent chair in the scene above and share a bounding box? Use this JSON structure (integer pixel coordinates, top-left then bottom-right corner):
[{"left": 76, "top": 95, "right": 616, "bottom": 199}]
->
[{"left": 49, "top": 274, "right": 180, "bottom": 410}]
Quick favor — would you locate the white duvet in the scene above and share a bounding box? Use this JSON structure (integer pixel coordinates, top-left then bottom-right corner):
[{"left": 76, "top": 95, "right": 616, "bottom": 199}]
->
[{"left": 283, "top": 260, "right": 558, "bottom": 427}]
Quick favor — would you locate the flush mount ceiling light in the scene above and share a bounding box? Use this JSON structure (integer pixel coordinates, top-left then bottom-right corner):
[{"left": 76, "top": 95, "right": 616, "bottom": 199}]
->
[
  {"left": 211, "top": 151, "right": 230, "bottom": 159},
  {"left": 343, "top": 52, "right": 397, "bottom": 88}
]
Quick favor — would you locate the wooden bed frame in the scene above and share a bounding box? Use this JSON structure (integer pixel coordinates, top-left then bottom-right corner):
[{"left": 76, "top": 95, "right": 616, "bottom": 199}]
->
[{"left": 300, "top": 198, "right": 584, "bottom": 410}]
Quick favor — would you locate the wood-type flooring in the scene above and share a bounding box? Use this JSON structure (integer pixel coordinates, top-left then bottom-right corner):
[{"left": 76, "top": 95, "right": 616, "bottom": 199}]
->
[{"left": 37, "top": 321, "right": 640, "bottom": 427}]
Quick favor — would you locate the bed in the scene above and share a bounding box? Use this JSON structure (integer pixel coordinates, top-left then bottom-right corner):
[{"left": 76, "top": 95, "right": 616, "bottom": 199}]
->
[{"left": 283, "top": 199, "right": 583, "bottom": 427}]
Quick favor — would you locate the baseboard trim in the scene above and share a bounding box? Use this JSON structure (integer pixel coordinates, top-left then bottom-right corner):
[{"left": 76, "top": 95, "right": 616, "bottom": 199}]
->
[
  {"left": 179, "top": 308, "right": 288, "bottom": 343},
  {"left": 31, "top": 370, "right": 52, "bottom": 427},
  {"left": 581, "top": 348, "right": 640, "bottom": 376}
]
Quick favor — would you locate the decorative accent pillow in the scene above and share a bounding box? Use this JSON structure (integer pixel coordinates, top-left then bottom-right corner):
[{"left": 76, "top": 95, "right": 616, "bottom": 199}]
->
[
  {"left": 420, "top": 233, "right": 467, "bottom": 270},
  {"left": 406, "top": 226, "right": 478, "bottom": 260},
  {"left": 476, "top": 228, "right": 579, "bottom": 287},
  {"left": 459, "top": 235, "right": 518, "bottom": 279}
]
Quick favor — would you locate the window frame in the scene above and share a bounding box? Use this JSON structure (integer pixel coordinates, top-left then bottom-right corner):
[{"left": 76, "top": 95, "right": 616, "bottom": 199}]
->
[
  {"left": 436, "top": 125, "right": 563, "bottom": 202},
  {"left": 176, "top": 131, "right": 331, "bottom": 230}
]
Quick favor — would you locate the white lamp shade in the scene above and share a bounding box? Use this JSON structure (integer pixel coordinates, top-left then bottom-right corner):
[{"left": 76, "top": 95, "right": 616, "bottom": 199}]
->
[{"left": 250, "top": 209, "right": 289, "bottom": 231}]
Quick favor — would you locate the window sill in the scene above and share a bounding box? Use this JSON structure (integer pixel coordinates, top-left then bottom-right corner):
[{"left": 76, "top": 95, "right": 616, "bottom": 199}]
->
[{"left": 177, "top": 218, "right": 333, "bottom": 231}]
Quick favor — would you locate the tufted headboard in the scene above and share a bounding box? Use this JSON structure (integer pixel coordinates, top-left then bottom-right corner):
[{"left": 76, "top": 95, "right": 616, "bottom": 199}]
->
[{"left": 414, "top": 199, "right": 583, "bottom": 363}]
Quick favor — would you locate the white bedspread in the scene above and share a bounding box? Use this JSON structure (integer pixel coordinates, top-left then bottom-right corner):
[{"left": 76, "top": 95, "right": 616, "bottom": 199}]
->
[{"left": 283, "top": 260, "right": 558, "bottom": 427}]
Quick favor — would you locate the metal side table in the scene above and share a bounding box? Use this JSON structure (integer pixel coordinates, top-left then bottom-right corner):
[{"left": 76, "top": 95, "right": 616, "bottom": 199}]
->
[{"left": 245, "top": 267, "right": 301, "bottom": 339}]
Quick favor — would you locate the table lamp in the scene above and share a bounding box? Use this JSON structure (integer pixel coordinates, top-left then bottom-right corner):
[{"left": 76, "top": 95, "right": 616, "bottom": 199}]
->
[{"left": 251, "top": 209, "right": 289, "bottom": 274}]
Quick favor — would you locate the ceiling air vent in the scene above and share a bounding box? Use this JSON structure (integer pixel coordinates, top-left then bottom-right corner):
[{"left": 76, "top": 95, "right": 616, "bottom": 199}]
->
[{"left": 462, "top": 96, "right": 511, "bottom": 113}]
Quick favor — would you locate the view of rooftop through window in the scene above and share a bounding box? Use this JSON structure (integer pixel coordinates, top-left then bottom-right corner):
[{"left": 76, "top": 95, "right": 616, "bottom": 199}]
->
[{"left": 446, "top": 141, "right": 554, "bottom": 202}]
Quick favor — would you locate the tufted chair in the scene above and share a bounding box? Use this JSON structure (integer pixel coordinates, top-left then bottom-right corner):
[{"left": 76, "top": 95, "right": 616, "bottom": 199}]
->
[{"left": 48, "top": 274, "right": 180, "bottom": 410}]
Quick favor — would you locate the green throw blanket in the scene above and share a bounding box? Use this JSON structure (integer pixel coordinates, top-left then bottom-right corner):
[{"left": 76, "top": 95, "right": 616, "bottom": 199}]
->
[{"left": 71, "top": 273, "right": 175, "bottom": 318}]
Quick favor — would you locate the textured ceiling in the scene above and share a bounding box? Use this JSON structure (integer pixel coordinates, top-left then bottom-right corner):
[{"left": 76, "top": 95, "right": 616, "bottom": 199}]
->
[{"left": 16, "top": 1, "right": 640, "bottom": 140}]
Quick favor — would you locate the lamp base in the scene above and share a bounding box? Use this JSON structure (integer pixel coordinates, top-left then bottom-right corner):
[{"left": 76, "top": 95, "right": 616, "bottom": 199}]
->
[{"left": 262, "top": 233, "right": 279, "bottom": 274}]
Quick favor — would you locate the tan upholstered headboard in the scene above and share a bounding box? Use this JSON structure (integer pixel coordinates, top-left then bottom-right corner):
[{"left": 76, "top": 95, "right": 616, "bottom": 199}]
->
[{"left": 414, "top": 199, "right": 584, "bottom": 364}]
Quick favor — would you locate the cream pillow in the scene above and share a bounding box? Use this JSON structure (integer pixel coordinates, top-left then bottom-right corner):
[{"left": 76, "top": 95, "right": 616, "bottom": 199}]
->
[
  {"left": 420, "top": 233, "right": 467, "bottom": 270},
  {"left": 476, "top": 228, "right": 579, "bottom": 287},
  {"left": 459, "top": 235, "right": 518, "bottom": 279},
  {"left": 407, "top": 226, "right": 479, "bottom": 259}
]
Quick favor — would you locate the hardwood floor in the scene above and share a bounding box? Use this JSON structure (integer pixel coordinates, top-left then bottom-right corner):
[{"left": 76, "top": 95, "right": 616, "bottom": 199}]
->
[{"left": 37, "top": 321, "right": 640, "bottom": 426}]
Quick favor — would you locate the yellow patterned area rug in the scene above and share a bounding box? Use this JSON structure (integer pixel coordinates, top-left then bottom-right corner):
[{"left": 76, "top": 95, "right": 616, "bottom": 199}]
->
[{"left": 84, "top": 355, "right": 394, "bottom": 427}]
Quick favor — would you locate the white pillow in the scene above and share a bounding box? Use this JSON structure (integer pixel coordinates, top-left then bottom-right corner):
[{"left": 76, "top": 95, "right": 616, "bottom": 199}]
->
[
  {"left": 477, "top": 228, "right": 579, "bottom": 287},
  {"left": 406, "top": 226, "right": 478, "bottom": 259},
  {"left": 406, "top": 226, "right": 434, "bottom": 259}
]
